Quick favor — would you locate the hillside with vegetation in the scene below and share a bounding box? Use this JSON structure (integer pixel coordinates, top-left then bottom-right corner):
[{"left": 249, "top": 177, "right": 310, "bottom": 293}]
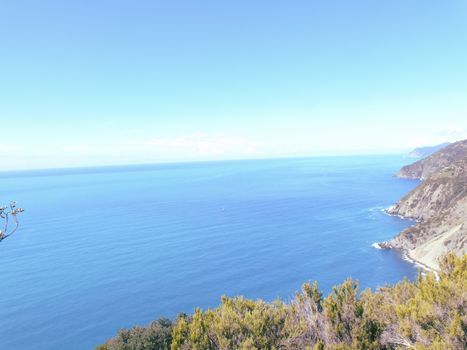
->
[
  {"left": 386, "top": 139, "right": 467, "bottom": 270},
  {"left": 96, "top": 253, "right": 466, "bottom": 350}
]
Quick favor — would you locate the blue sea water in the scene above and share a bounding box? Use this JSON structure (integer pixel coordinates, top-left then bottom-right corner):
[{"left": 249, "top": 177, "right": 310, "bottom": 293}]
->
[{"left": 0, "top": 156, "right": 420, "bottom": 350}]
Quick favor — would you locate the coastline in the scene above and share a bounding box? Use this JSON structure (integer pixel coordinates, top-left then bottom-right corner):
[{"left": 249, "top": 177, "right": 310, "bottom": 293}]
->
[
  {"left": 376, "top": 208, "right": 440, "bottom": 274},
  {"left": 384, "top": 207, "right": 420, "bottom": 223},
  {"left": 401, "top": 248, "right": 439, "bottom": 277},
  {"left": 374, "top": 240, "right": 440, "bottom": 276}
]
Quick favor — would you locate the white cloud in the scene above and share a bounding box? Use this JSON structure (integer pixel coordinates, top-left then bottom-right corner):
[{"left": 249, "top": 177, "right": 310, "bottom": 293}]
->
[
  {"left": 0, "top": 144, "right": 21, "bottom": 155},
  {"left": 63, "top": 145, "right": 94, "bottom": 155},
  {"left": 132, "top": 134, "right": 262, "bottom": 158},
  {"left": 403, "top": 124, "right": 467, "bottom": 150},
  {"left": 0, "top": 144, "right": 14, "bottom": 152},
  {"left": 405, "top": 136, "right": 433, "bottom": 149},
  {"left": 436, "top": 125, "right": 467, "bottom": 139}
]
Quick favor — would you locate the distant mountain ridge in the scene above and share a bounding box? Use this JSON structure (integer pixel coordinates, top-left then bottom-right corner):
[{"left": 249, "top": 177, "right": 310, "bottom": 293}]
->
[
  {"left": 407, "top": 142, "right": 450, "bottom": 159},
  {"left": 384, "top": 139, "right": 467, "bottom": 269},
  {"left": 396, "top": 140, "right": 467, "bottom": 180}
]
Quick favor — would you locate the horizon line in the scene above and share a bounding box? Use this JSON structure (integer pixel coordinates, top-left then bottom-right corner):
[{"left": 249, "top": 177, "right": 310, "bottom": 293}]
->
[{"left": 0, "top": 151, "right": 410, "bottom": 174}]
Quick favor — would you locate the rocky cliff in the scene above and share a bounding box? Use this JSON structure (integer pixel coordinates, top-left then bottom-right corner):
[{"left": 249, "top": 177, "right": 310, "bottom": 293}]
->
[{"left": 384, "top": 139, "right": 467, "bottom": 270}]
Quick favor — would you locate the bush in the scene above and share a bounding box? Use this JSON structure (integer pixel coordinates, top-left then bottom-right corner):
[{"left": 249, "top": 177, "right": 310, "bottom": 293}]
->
[
  {"left": 97, "top": 254, "right": 466, "bottom": 350},
  {"left": 102, "top": 318, "right": 172, "bottom": 350}
]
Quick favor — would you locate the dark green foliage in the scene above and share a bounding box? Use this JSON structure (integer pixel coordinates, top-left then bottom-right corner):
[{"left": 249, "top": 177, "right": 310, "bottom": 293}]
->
[
  {"left": 102, "top": 318, "right": 172, "bottom": 350},
  {"left": 97, "top": 254, "right": 466, "bottom": 350}
]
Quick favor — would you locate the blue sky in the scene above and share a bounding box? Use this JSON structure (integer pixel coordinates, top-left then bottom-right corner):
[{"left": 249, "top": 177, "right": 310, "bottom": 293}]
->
[{"left": 1, "top": 1, "right": 467, "bottom": 170}]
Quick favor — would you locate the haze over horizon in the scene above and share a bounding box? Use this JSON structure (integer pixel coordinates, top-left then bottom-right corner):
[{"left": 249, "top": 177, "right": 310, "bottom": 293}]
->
[{"left": 1, "top": 1, "right": 467, "bottom": 170}]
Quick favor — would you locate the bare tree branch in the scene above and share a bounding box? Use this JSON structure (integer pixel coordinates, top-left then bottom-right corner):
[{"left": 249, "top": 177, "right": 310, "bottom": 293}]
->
[{"left": 0, "top": 201, "right": 24, "bottom": 241}]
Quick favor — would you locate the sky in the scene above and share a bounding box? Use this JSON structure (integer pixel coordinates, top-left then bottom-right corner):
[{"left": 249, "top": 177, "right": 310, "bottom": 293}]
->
[{"left": 1, "top": 0, "right": 467, "bottom": 170}]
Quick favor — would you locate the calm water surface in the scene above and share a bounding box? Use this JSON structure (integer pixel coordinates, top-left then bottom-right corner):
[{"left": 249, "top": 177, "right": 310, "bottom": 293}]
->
[{"left": 0, "top": 156, "right": 419, "bottom": 349}]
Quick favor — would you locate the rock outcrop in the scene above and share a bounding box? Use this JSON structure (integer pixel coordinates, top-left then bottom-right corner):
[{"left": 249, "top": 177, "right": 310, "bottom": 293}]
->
[{"left": 385, "top": 139, "right": 467, "bottom": 270}]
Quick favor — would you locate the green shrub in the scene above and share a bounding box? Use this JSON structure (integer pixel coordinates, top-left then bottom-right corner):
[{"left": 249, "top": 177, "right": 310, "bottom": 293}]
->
[{"left": 97, "top": 254, "right": 466, "bottom": 350}]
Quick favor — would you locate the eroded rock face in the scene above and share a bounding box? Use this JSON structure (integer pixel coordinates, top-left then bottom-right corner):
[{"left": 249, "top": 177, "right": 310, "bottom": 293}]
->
[
  {"left": 388, "top": 158, "right": 467, "bottom": 220},
  {"left": 387, "top": 139, "right": 467, "bottom": 270}
]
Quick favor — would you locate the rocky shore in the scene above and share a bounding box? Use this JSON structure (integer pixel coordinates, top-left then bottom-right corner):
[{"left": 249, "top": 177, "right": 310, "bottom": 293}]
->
[{"left": 379, "top": 139, "right": 467, "bottom": 270}]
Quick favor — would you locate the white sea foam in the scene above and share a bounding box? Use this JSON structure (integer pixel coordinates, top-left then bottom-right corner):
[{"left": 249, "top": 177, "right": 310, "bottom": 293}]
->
[
  {"left": 368, "top": 206, "right": 385, "bottom": 213},
  {"left": 402, "top": 254, "right": 414, "bottom": 264},
  {"left": 384, "top": 209, "right": 419, "bottom": 223},
  {"left": 371, "top": 242, "right": 382, "bottom": 249},
  {"left": 401, "top": 252, "right": 440, "bottom": 280}
]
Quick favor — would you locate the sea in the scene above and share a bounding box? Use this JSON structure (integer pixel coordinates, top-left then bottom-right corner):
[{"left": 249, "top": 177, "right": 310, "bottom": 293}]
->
[{"left": 0, "top": 155, "right": 420, "bottom": 350}]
